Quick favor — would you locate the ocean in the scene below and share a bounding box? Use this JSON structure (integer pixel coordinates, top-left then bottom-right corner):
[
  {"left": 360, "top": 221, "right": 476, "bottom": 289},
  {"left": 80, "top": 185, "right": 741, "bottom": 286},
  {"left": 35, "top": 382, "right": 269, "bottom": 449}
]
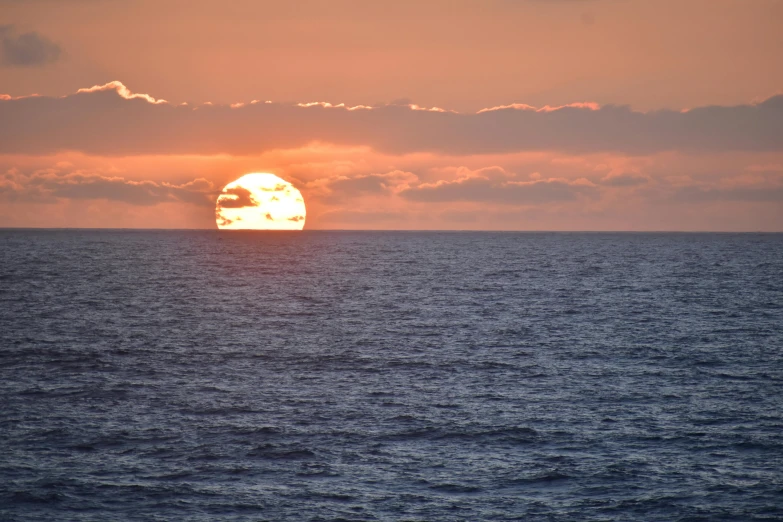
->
[{"left": 1, "top": 230, "right": 782, "bottom": 521}]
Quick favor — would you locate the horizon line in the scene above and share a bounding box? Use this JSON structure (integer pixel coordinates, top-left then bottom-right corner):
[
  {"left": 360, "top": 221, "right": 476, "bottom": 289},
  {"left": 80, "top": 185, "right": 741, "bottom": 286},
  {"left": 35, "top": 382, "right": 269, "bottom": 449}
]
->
[{"left": 1, "top": 227, "right": 780, "bottom": 234}]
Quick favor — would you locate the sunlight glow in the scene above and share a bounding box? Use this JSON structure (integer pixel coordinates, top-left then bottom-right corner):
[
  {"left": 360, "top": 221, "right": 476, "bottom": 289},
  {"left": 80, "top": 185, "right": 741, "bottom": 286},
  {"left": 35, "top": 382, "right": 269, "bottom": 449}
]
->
[{"left": 215, "top": 173, "right": 306, "bottom": 230}]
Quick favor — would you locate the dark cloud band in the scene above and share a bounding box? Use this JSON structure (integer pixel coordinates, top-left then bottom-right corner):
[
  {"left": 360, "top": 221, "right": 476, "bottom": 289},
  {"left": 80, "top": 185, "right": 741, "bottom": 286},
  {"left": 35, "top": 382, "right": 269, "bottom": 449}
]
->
[{"left": 1, "top": 82, "right": 781, "bottom": 156}]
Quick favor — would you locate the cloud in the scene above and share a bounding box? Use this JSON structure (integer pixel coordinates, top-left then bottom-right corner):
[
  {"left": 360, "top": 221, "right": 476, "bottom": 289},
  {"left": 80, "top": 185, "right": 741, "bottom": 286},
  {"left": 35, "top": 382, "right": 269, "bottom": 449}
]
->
[
  {"left": 305, "top": 170, "right": 418, "bottom": 204},
  {"left": 0, "top": 25, "right": 61, "bottom": 67},
  {"left": 0, "top": 168, "right": 214, "bottom": 205},
  {"left": 216, "top": 186, "right": 258, "bottom": 208},
  {"left": 76, "top": 80, "right": 166, "bottom": 104},
  {"left": 1, "top": 82, "right": 781, "bottom": 156},
  {"left": 260, "top": 183, "right": 288, "bottom": 191},
  {"left": 476, "top": 102, "right": 601, "bottom": 114},
  {"left": 671, "top": 184, "right": 783, "bottom": 203},
  {"left": 600, "top": 172, "right": 650, "bottom": 187},
  {"left": 216, "top": 215, "right": 233, "bottom": 227},
  {"left": 400, "top": 167, "right": 596, "bottom": 204},
  {"left": 329, "top": 174, "right": 391, "bottom": 194},
  {"left": 3, "top": 151, "right": 782, "bottom": 230},
  {"left": 316, "top": 209, "right": 405, "bottom": 225}
]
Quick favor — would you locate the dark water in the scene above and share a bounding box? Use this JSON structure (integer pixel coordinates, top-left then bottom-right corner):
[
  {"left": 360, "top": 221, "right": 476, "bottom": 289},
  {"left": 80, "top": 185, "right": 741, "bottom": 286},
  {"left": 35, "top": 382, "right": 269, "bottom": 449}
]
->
[{"left": 1, "top": 230, "right": 782, "bottom": 521}]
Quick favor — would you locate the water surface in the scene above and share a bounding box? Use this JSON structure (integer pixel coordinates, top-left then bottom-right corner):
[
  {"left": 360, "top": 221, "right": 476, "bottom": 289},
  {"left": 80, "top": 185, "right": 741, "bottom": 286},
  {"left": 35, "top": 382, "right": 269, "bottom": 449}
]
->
[{"left": 1, "top": 231, "right": 782, "bottom": 520}]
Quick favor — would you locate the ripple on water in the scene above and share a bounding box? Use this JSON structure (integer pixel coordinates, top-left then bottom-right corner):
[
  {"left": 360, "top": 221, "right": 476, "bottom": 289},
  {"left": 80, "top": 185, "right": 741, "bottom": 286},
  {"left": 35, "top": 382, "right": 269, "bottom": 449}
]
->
[{"left": 1, "top": 230, "right": 782, "bottom": 520}]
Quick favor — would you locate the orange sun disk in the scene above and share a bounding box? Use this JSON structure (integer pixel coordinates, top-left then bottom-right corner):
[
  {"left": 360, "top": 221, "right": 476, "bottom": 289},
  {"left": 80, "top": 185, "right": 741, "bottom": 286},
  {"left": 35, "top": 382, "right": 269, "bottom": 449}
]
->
[{"left": 215, "top": 173, "right": 306, "bottom": 230}]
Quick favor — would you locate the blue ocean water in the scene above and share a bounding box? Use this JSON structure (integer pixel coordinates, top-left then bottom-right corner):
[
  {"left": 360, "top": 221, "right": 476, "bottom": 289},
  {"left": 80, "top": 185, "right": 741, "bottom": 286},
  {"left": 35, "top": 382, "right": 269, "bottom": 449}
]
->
[{"left": 1, "top": 230, "right": 782, "bottom": 521}]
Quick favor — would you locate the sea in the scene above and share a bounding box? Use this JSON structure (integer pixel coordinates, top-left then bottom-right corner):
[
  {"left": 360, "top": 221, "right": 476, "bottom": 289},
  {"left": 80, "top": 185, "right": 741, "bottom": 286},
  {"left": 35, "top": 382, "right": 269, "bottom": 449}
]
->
[{"left": 1, "top": 230, "right": 782, "bottom": 521}]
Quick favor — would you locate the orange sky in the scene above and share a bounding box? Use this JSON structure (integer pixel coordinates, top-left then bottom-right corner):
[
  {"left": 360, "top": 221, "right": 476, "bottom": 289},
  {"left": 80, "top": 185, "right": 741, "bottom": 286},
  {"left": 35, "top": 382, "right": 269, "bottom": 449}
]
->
[{"left": 1, "top": 0, "right": 782, "bottom": 230}]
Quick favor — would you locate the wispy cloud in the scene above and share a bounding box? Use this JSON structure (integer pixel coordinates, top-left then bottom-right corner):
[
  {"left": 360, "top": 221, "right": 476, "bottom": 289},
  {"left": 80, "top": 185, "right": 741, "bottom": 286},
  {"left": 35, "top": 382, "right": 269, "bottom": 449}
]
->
[
  {"left": 0, "top": 25, "right": 61, "bottom": 67},
  {"left": 0, "top": 168, "right": 214, "bottom": 205},
  {"left": 400, "top": 167, "right": 597, "bottom": 204}
]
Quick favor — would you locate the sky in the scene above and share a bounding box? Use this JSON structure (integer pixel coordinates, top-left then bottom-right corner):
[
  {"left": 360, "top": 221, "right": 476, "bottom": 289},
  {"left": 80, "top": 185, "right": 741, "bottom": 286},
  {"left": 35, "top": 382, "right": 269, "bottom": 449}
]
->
[{"left": 1, "top": 0, "right": 782, "bottom": 230}]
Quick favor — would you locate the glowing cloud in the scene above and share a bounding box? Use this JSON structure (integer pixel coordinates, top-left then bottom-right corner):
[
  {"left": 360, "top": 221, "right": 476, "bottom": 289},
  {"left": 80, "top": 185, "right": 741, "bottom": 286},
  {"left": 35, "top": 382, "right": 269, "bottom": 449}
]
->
[{"left": 76, "top": 81, "right": 168, "bottom": 105}]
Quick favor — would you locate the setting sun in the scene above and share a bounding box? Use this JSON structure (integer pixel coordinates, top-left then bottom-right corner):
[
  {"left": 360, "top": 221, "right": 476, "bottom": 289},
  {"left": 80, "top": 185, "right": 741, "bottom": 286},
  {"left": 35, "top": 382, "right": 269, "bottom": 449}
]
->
[
  {"left": 215, "top": 173, "right": 306, "bottom": 230},
  {"left": 3, "top": 2, "right": 782, "bottom": 520}
]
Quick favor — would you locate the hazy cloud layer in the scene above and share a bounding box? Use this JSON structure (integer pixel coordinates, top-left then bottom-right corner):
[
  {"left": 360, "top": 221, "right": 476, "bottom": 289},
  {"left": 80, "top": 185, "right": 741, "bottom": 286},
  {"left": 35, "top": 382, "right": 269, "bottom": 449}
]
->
[
  {"left": 2, "top": 156, "right": 782, "bottom": 230},
  {"left": 0, "top": 168, "right": 214, "bottom": 205},
  {"left": 0, "top": 25, "right": 61, "bottom": 67},
  {"left": 600, "top": 172, "right": 650, "bottom": 187},
  {"left": 1, "top": 82, "right": 781, "bottom": 156},
  {"left": 309, "top": 170, "right": 418, "bottom": 203},
  {"left": 5, "top": 159, "right": 781, "bottom": 210},
  {"left": 671, "top": 184, "right": 783, "bottom": 203},
  {"left": 401, "top": 176, "right": 597, "bottom": 204}
]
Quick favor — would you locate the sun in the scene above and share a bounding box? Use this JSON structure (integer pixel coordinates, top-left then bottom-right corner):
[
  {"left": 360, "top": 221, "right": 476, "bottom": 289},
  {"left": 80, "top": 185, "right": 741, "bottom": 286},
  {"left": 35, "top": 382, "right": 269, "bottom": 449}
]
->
[{"left": 215, "top": 173, "right": 306, "bottom": 230}]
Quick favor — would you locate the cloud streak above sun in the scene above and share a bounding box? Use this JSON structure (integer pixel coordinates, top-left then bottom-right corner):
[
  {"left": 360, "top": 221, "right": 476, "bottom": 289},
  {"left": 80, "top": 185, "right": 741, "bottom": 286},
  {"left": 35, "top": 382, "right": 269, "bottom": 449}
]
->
[{"left": 1, "top": 82, "right": 782, "bottom": 157}]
